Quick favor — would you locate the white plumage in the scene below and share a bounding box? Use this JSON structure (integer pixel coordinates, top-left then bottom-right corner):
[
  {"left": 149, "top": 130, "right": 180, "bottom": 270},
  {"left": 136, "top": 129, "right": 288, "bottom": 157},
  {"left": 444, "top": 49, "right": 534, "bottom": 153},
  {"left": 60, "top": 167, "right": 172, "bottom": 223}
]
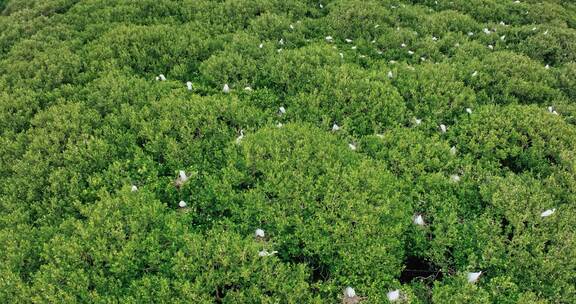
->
[
  {"left": 158, "top": 74, "right": 166, "bottom": 81},
  {"left": 344, "top": 287, "right": 356, "bottom": 298},
  {"left": 332, "top": 124, "right": 341, "bottom": 132},
  {"left": 387, "top": 71, "right": 394, "bottom": 78},
  {"left": 413, "top": 117, "right": 422, "bottom": 125},
  {"left": 255, "top": 228, "right": 265, "bottom": 238},
  {"left": 236, "top": 129, "right": 244, "bottom": 145},
  {"left": 541, "top": 208, "right": 556, "bottom": 217},
  {"left": 450, "top": 146, "right": 457, "bottom": 155},
  {"left": 131, "top": 185, "right": 138, "bottom": 192},
  {"left": 186, "top": 81, "right": 193, "bottom": 91},
  {"left": 179, "top": 170, "right": 189, "bottom": 183},
  {"left": 258, "top": 250, "right": 278, "bottom": 257},
  {"left": 451, "top": 174, "right": 461, "bottom": 182},
  {"left": 345, "top": 38, "right": 353, "bottom": 43},
  {"left": 413, "top": 214, "right": 425, "bottom": 226},
  {"left": 439, "top": 124, "right": 447, "bottom": 133},
  {"left": 467, "top": 271, "right": 482, "bottom": 283},
  {"left": 348, "top": 143, "right": 357, "bottom": 151},
  {"left": 466, "top": 108, "right": 473, "bottom": 114},
  {"left": 325, "top": 36, "right": 333, "bottom": 42},
  {"left": 279, "top": 106, "right": 286, "bottom": 115},
  {"left": 387, "top": 289, "right": 400, "bottom": 302},
  {"left": 223, "top": 83, "right": 230, "bottom": 93},
  {"left": 178, "top": 200, "right": 187, "bottom": 208}
]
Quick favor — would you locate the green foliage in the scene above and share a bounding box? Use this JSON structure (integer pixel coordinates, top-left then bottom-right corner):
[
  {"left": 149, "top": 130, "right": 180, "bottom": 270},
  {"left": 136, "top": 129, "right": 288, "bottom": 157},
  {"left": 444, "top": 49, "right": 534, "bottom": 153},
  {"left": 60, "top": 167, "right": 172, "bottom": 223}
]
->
[{"left": 1, "top": 0, "right": 575, "bottom": 303}]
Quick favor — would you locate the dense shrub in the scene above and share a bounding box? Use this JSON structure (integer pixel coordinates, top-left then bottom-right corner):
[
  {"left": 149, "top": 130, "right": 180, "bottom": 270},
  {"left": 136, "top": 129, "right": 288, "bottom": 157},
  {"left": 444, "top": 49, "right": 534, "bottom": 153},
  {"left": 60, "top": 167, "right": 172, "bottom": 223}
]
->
[{"left": 1, "top": 0, "right": 575, "bottom": 303}]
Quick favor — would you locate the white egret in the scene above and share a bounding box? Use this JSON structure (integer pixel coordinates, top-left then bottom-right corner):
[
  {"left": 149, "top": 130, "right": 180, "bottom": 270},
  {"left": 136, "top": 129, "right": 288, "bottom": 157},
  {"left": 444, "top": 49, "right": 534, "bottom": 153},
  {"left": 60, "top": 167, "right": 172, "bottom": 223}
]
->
[
  {"left": 158, "top": 74, "right": 166, "bottom": 81},
  {"left": 387, "top": 289, "right": 400, "bottom": 302},
  {"left": 413, "top": 117, "right": 422, "bottom": 125},
  {"left": 349, "top": 143, "right": 357, "bottom": 151},
  {"left": 186, "top": 81, "right": 193, "bottom": 91},
  {"left": 244, "top": 86, "right": 253, "bottom": 91},
  {"left": 332, "top": 124, "right": 341, "bottom": 132},
  {"left": 408, "top": 50, "right": 414, "bottom": 55},
  {"left": 325, "top": 36, "right": 333, "bottom": 42},
  {"left": 466, "top": 108, "right": 473, "bottom": 114},
  {"left": 488, "top": 45, "right": 494, "bottom": 50},
  {"left": 451, "top": 174, "right": 461, "bottom": 182},
  {"left": 472, "top": 71, "right": 478, "bottom": 77},
  {"left": 541, "top": 208, "right": 556, "bottom": 217},
  {"left": 236, "top": 129, "right": 244, "bottom": 145},
  {"left": 344, "top": 287, "right": 356, "bottom": 298},
  {"left": 178, "top": 200, "right": 187, "bottom": 208},
  {"left": 439, "top": 124, "right": 447, "bottom": 133},
  {"left": 223, "top": 83, "right": 230, "bottom": 93},
  {"left": 279, "top": 106, "right": 286, "bottom": 115},
  {"left": 258, "top": 250, "right": 278, "bottom": 257},
  {"left": 276, "top": 122, "right": 283, "bottom": 128},
  {"left": 175, "top": 170, "right": 189, "bottom": 189},
  {"left": 450, "top": 146, "right": 457, "bottom": 155},
  {"left": 259, "top": 43, "right": 263, "bottom": 48},
  {"left": 467, "top": 271, "right": 482, "bottom": 283},
  {"left": 339, "top": 53, "right": 344, "bottom": 59},
  {"left": 548, "top": 106, "right": 558, "bottom": 115},
  {"left": 131, "top": 185, "right": 138, "bottom": 192},
  {"left": 413, "top": 214, "right": 425, "bottom": 226},
  {"left": 279, "top": 38, "right": 284, "bottom": 45},
  {"left": 401, "top": 43, "right": 407, "bottom": 48},
  {"left": 255, "top": 228, "right": 265, "bottom": 238},
  {"left": 387, "top": 71, "right": 394, "bottom": 78},
  {"left": 500, "top": 35, "right": 506, "bottom": 41},
  {"left": 345, "top": 38, "right": 353, "bottom": 43},
  {"left": 483, "top": 28, "right": 491, "bottom": 35}
]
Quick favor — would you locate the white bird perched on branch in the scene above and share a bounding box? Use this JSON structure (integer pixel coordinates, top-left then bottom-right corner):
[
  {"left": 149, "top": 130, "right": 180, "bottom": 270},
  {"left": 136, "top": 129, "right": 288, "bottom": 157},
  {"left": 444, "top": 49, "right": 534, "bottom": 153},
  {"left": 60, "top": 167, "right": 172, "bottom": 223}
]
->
[
  {"left": 343, "top": 287, "right": 364, "bottom": 304},
  {"left": 223, "top": 84, "right": 230, "bottom": 93},
  {"left": 387, "top": 289, "right": 400, "bottom": 302},
  {"left": 278, "top": 106, "right": 286, "bottom": 115},
  {"left": 186, "top": 81, "right": 193, "bottom": 91},
  {"left": 178, "top": 200, "right": 187, "bottom": 208},
  {"left": 348, "top": 143, "right": 357, "bottom": 151},
  {"left": 413, "top": 117, "right": 422, "bottom": 125},
  {"left": 255, "top": 228, "right": 265, "bottom": 239},
  {"left": 450, "top": 146, "right": 457, "bottom": 155},
  {"left": 332, "top": 123, "right": 341, "bottom": 132},
  {"left": 131, "top": 185, "right": 138, "bottom": 192},
  {"left": 413, "top": 214, "right": 425, "bottom": 226},
  {"left": 174, "top": 170, "right": 189, "bottom": 189},
  {"left": 450, "top": 174, "right": 461, "bottom": 183},
  {"left": 541, "top": 208, "right": 556, "bottom": 217},
  {"left": 258, "top": 250, "right": 278, "bottom": 257},
  {"left": 156, "top": 74, "right": 166, "bottom": 81},
  {"left": 467, "top": 271, "right": 482, "bottom": 283},
  {"left": 439, "top": 124, "right": 447, "bottom": 133},
  {"left": 466, "top": 108, "right": 473, "bottom": 114},
  {"left": 387, "top": 71, "right": 394, "bottom": 79},
  {"left": 235, "top": 129, "right": 244, "bottom": 145},
  {"left": 548, "top": 106, "right": 558, "bottom": 115},
  {"left": 345, "top": 38, "right": 353, "bottom": 43}
]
